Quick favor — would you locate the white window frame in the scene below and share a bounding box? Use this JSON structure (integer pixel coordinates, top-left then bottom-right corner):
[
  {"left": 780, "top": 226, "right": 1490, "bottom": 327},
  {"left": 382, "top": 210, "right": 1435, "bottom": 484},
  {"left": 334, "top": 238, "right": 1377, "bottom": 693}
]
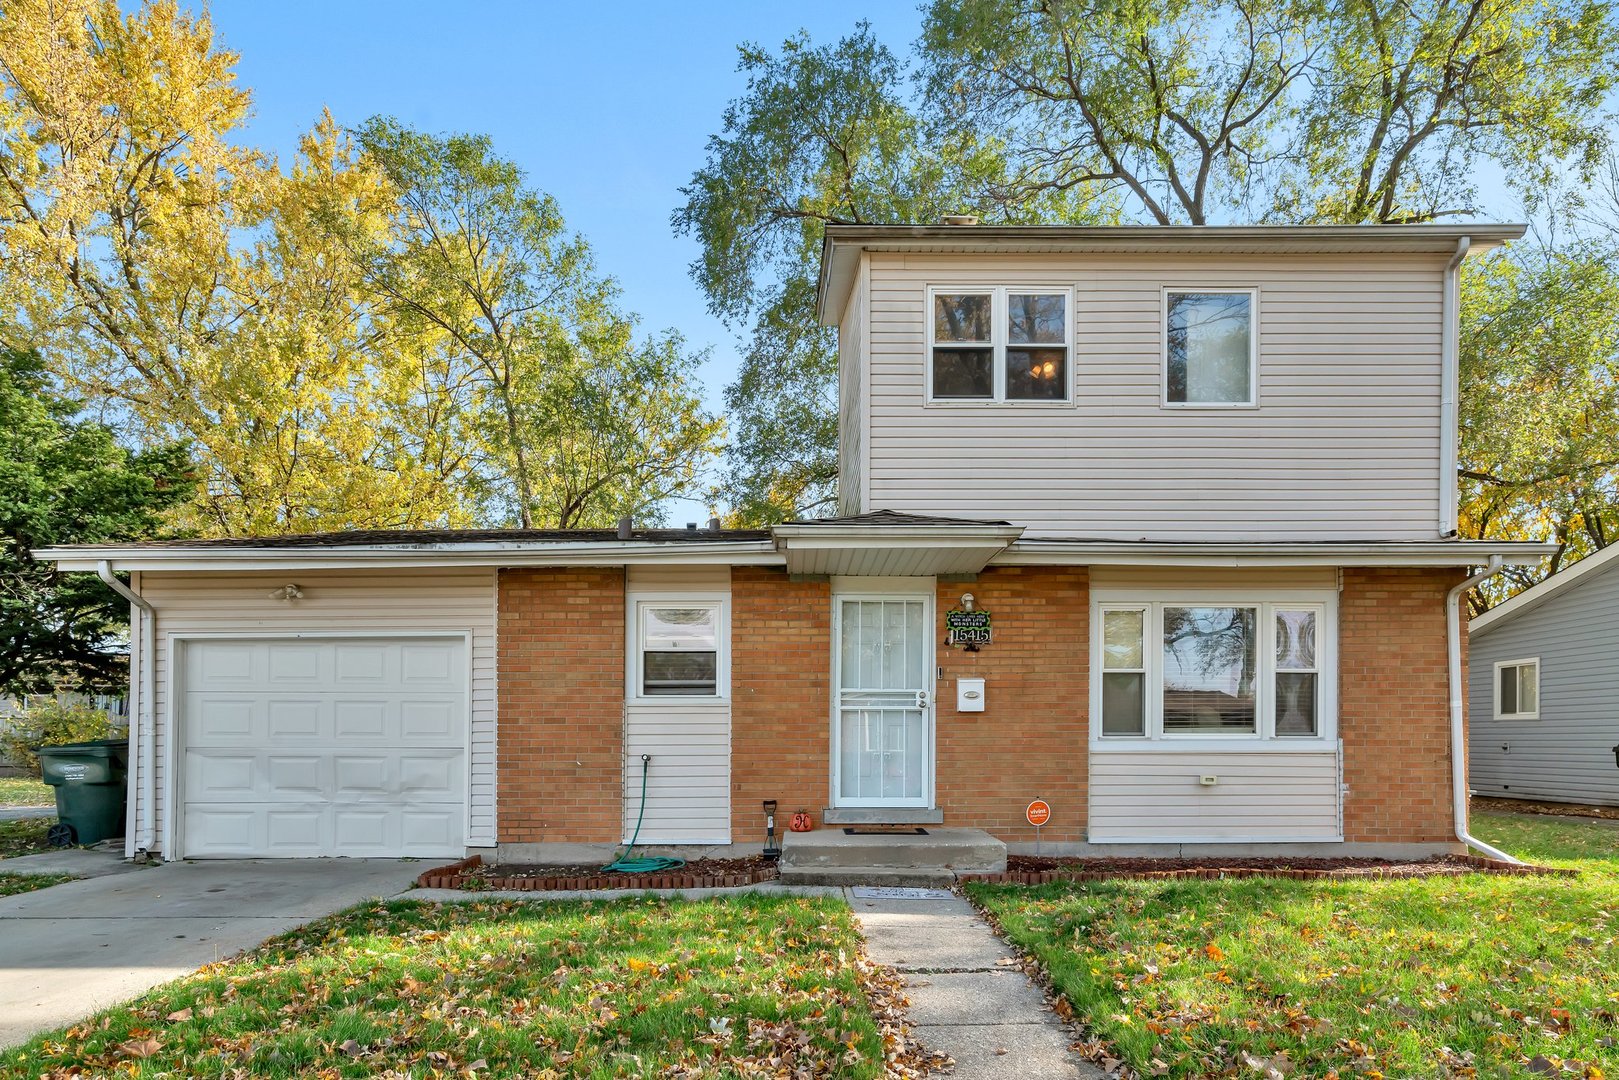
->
[
  {"left": 1493, "top": 657, "right": 1540, "bottom": 720},
  {"left": 627, "top": 594, "right": 730, "bottom": 704},
  {"left": 1162, "top": 287, "right": 1259, "bottom": 409},
  {"left": 926, "top": 285, "right": 1074, "bottom": 405},
  {"left": 1090, "top": 589, "right": 1337, "bottom": 751}
]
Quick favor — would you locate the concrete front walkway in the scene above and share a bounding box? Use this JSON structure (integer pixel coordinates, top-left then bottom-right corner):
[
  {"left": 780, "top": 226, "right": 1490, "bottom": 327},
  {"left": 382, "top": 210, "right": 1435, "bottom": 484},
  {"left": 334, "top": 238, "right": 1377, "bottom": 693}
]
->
[
  {"left": 0, "top": 857, "right": 419, "bottom": 1048},
  {"left": 852, "top": 890, "right": 1101, "bottom": 1078}
]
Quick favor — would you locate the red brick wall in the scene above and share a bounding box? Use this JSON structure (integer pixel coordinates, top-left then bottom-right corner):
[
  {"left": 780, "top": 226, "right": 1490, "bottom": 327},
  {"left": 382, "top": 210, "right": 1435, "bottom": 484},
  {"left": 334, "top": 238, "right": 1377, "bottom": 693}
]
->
[
  {"left": 936, "top": 568, "right": 1090, "bottom": 841},
  {"left": 1339, "top": 567, "right": 1464, "bottom": 844},
  {"left": 496, "top": 567, "right": 624, "bottom": 844},
  {"left": 729, "top": 567, "right": 832, "bottom": 843}
]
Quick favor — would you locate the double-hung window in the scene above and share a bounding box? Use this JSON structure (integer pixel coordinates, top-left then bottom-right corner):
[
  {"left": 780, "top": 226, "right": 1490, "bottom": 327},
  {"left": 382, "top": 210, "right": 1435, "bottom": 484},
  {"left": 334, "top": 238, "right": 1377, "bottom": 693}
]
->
[
  {"left": 1097, "top": 597, "right": 1332, "bottom": 741},
  {"left": 1164, "top": 289, "right": 1256, "bottom": 406},
  {"left": 1494, "top": 658, "right": 1539, "bottom": 720},
  {"left": 930, "top": 287, "right": 1071, "bottom": 402},
  {"left": 636, "top": 602, "right": 724, "bottom": 698}
]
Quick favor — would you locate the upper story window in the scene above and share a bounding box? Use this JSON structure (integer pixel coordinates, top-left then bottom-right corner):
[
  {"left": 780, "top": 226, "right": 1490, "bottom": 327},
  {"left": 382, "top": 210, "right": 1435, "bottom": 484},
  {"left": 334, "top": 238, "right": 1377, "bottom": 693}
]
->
[
  {"left": 1165, "top": 289, "right": 1256, "bottom": 406},
  {"left": 1096, "top": 594, "right": 1334, "bottom": 744},
  {"left": 1494, "top": 658, "right": 1539, "bottom": 720},
  {"left": 930, "top": 287, "right": 1071, "bottom": 403}
]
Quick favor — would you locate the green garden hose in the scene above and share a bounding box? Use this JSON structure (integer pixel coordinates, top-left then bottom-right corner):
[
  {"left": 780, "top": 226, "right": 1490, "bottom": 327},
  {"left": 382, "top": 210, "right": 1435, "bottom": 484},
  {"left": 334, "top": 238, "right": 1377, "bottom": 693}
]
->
[{"left": 602, "top": 754, "right": 686, "bottom": 874}]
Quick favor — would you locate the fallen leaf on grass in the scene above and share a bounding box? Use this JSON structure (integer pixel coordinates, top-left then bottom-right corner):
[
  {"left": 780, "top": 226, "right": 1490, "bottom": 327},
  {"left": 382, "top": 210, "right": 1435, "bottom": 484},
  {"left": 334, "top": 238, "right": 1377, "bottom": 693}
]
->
[
  {"left": 165, "top": 1008, "right": 192, "bottom": 1022},
  {"left": 118, "top": 1036, "right": 162, "bottom": 1059}
]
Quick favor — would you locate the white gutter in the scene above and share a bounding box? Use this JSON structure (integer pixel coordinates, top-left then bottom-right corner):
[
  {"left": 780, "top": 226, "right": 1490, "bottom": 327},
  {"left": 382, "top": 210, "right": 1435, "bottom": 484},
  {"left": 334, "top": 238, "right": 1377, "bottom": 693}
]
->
[
  {"left": 1440, "top": 235, "right": 1471, "bottom": 537},
  {"left": 996, "top": 538, "right": 1554, "bottom": 568},
  {"left": 98, "top": 561, "right": 156, "bottom": 855},
  {"left": 1448, "top": 554, "right": 1517, "bottom": 862}
]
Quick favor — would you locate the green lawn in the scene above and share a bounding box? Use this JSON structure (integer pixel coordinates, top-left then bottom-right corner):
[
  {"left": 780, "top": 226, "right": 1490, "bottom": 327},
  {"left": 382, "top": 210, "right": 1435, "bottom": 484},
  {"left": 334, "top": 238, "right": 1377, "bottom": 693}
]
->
[
  {"left": 0, "top": 871, "right": 73, "bottom": 897},
  {"left": 0, "top": 817, "right": 54, "bottom": 860},
  {"left": 7, "top": 894, "right": 890, "bottom": 1079},
  {"left": 0, "top": 776, "right": 52, "bottom": 807},
  {"left": 968, "top": 811, "right": 1619, "bottom": 1079}
]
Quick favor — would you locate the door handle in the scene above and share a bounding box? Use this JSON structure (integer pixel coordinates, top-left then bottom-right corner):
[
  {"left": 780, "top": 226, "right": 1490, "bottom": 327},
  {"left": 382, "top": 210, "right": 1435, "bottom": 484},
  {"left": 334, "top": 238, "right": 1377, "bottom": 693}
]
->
[{"left": 915, "top": 690, "right": 929, "bottom": 709}]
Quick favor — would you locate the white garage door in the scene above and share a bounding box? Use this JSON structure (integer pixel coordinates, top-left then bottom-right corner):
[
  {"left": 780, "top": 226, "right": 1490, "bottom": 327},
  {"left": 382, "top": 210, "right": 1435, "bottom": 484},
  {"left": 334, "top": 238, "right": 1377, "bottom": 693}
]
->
[{"left": 180, "top": 637, "right": 468, "bottom": 858}]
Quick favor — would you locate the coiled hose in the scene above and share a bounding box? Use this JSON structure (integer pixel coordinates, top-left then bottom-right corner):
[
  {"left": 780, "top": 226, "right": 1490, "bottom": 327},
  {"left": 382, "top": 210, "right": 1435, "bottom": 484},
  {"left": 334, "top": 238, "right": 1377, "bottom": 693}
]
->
[{"left": 602, "top": 754, "right": 686, "bottom": 874}]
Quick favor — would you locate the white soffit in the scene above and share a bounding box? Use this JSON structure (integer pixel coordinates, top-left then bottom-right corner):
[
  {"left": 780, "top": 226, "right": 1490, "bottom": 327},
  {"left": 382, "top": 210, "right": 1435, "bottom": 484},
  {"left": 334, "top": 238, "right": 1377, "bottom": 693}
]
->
[{"left": 772, "top": 524, "right": 1025, "bottom": 577}]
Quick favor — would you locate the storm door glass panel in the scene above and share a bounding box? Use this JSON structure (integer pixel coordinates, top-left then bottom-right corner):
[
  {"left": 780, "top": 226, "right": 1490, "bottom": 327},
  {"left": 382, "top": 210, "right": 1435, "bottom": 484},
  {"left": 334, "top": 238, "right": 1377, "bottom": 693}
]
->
[
  {"left": 837, "top": 599, "right": 929, "bottom": 804},
  {"left": 1167, "top": 292, "right": 1252, "bottom": 403},
  {"left": 1162, "top": 606, "right": 1258, "bottom": 733},
  {"left": 932, "top": 292, "right": 994, "bottom": 398}
]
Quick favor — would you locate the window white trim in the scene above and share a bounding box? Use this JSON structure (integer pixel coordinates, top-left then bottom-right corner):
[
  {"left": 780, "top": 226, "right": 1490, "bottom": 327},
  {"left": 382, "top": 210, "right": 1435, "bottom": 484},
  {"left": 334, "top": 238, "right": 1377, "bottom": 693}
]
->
[
  {"left": 1161, "top": 286, "right": 1259, "bottom": 409},
  {"left": 626, "top": 592, "right": 730, "bottom": 704},
  {"left": 926, "top": 285, "right": 1075, "bottom": 405},
  {"left": 1493, "top": 657, "right": 1540, "bottom": 720},
  {"left": 1090, "top": 588, "right": 1337, "bottom": 750}
]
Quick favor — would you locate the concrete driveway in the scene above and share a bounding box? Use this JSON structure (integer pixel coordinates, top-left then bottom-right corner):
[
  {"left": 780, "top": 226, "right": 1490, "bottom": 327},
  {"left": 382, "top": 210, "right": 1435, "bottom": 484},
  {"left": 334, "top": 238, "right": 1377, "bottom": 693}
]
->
[{"left": 0, "top": 856, "right": 420, "bottom": 1048}]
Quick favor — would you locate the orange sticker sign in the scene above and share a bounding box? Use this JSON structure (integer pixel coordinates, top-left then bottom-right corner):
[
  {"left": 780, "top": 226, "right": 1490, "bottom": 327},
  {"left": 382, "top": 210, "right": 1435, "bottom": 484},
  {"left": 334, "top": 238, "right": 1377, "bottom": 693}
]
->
[{"left": 1026, "top": 800, "right": 1052, "bottom": 827}]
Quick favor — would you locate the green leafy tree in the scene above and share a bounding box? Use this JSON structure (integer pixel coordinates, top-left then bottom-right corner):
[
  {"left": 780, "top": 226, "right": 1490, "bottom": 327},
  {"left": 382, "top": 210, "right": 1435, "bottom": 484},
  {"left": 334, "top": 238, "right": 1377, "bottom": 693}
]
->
[
  {"left": 0, "top": 350, "right": 193, "bottom": 695},
  {"left": 676, "top": 26, "right": 1103, "bottom": 522},
  {"left": 1459, "top": 241, "right": 1619, "bottom": 609},
  {"left": 356, "top": 120, "right": 723, "bottom": 528}
]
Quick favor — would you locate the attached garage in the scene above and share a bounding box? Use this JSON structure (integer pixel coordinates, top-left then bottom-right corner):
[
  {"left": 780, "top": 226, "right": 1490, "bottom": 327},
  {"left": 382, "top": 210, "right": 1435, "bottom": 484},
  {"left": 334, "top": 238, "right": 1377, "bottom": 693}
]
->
[{"left": 178, "top": 636, "right": 470, "bottom": 858}]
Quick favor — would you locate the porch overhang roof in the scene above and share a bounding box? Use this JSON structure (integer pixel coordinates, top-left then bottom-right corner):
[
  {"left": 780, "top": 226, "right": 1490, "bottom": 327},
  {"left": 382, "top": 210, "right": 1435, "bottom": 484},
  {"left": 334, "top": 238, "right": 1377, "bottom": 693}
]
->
[
  {"left": 771, "top": 521, "right": 1027, "bottom": 577},
  {"left": 992, "top": 538, "right": 1556, "bottom": 568}
]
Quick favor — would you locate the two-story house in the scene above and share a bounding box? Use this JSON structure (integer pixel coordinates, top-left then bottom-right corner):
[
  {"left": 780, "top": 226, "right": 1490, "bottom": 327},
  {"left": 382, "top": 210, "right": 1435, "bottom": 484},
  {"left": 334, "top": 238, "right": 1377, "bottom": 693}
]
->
[{"left": 42, "top": 224, "right": 1553, "bottom": 871}]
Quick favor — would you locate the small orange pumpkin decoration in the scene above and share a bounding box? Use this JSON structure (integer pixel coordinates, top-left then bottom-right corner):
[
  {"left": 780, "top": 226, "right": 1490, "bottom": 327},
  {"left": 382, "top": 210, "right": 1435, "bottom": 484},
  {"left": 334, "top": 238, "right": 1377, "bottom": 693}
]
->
[{"left": 789, "top": 809, "right": 814, "bottom": 833}]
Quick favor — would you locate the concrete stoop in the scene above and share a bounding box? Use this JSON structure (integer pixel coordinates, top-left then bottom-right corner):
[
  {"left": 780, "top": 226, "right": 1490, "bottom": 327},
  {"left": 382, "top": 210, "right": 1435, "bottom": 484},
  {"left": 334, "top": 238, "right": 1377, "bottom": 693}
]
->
[{"left": 778, "top": 826, "right": 1006, "bottom": 886}]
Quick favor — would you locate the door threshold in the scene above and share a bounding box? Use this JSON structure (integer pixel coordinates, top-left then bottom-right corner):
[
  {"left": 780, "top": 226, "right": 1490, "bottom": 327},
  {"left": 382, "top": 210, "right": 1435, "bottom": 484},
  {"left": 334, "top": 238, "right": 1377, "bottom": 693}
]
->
[{"left": 822, "top": 807, "right": 944, "bottom": 826}]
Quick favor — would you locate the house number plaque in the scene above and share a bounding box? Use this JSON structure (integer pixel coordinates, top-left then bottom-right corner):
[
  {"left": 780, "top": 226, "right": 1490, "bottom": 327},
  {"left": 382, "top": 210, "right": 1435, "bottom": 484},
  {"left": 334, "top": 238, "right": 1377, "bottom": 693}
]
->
[{"left": 945, "top": 608, "right": 992, "bottom": 649}]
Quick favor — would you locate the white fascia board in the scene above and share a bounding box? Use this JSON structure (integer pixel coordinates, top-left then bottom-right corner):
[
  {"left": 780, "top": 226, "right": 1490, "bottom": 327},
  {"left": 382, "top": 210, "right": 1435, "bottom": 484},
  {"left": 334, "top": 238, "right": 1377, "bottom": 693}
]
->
[
  {"left": 1469, "top": 542, "right": 1619, "bottom": 636},
  {"left": 994, "top": 540, "right": 1557, "bottom": 568},
  {"left": 772, "top": 524, "right": 1025, "bottom": 549},
  {"left": 42, "top": 540, "right": 786, "bottom": 573}
]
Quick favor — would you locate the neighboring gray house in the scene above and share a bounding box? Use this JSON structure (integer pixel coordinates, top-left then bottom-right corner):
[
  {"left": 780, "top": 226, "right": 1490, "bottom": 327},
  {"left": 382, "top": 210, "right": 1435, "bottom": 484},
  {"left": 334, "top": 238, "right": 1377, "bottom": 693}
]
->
[{"left": 1469, "top": 544, "right": 1619, "bottom": 807}]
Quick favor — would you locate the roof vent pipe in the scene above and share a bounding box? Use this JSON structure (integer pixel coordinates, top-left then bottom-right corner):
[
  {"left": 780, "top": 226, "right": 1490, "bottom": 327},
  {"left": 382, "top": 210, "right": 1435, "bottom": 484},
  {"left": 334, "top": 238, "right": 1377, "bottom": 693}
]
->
[
  {"left": 941, "top": 214, "right": 979, "bottom": 226},
  {"left": 706, "top": 516, "right": 722, "bottom": 531},
  {"left": 616, "top": 516, "right": 632, "bottom": 540}
]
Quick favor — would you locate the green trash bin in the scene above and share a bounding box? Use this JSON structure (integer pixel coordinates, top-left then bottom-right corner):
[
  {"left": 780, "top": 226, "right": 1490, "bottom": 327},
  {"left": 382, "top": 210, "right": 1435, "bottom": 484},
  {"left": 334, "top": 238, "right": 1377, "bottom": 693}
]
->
[{"left": 37, "top": 739, "right": 129, "bottom": 847}]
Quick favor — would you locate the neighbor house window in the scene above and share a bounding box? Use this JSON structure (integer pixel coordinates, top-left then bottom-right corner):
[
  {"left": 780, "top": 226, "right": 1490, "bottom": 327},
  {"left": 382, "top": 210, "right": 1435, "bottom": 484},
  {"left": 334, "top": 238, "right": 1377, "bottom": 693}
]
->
[
  {"left": 1095, "top": 597, "right": 1332, "bottom": 741},
  {"left": 929, "top": 287, "right": 1070, "bottom": 402},
  {"left": 1494, "top": 658, "right": 1539, "bottom": 720},
  {"left": 1165, "top": 289, "right": 1255, "bottom": 405},
  {"left": 639, "top": 604, "right": 721, "bottom": 696}
]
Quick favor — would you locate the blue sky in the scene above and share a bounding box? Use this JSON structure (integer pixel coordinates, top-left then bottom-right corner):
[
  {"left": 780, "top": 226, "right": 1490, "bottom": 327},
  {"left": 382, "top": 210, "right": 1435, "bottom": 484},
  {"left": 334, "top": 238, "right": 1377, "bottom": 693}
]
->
[{"left": 209, "top": 0, "right": 921, "bottom": 521}]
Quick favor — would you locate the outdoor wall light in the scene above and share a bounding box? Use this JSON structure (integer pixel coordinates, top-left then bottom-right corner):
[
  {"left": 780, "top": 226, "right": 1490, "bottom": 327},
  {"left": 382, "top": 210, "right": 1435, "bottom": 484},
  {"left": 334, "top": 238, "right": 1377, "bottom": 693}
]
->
[{"left": 959, "top": 592, "right": 976, "bottom": 611}]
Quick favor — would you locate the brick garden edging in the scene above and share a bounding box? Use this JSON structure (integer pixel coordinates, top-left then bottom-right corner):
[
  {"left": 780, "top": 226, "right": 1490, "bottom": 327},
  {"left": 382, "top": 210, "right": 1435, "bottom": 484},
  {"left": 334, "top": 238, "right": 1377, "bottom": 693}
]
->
[
  {"left": 956, "top": 853, "right": 1576, "bottom": 886},
  {"left": 414, "top": 854, "right": 780, "bottom": 892}
]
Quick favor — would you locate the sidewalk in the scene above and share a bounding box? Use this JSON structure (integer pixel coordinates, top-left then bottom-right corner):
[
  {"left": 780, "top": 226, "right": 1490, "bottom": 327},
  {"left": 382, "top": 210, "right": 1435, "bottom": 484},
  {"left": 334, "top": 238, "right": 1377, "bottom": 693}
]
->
[{"left": 850, "top": 888, "right": 1101, "bottom": 1079}]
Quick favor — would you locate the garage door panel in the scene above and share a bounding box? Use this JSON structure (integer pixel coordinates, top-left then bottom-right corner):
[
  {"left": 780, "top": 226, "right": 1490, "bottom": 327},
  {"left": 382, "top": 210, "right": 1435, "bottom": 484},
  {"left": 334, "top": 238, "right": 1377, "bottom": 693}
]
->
[{"left": 181, "top": 637, "right": 468, "bottom": 859}]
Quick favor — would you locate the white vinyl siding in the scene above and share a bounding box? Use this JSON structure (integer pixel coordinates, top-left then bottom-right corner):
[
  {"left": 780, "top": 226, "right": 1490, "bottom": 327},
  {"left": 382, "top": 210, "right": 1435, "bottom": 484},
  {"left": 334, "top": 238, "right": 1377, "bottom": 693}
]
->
[
  {"left": 837, "top": 254, "right": 868, "bottom": 516},
  {"left": 622, "top": 566, "right": 731, "bottom": 844},
  {"left": 1088, "top": 750, "right": 1342, "bottom": 842},
  {"left": 139, "top": 569, "right": 497, "bottom": 857},
  {"left": 1469, "top": 558, "right": 1619, "bottom": 807},
  {"left": 860, "top": 251, "right": 1447, "bottom": 539}
]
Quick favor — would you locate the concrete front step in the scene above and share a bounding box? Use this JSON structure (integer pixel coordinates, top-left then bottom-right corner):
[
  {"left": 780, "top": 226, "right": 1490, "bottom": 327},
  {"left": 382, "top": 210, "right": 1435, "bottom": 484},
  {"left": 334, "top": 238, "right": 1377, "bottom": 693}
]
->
[{"left": 778, "top": 826, "right": 1006, "bottom": 886}]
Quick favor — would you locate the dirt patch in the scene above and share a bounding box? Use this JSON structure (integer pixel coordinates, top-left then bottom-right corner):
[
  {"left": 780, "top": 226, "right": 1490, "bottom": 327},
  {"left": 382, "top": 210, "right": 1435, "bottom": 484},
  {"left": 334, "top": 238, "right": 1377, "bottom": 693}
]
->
[
  {"left": 1474, "top": 796, "right": 1619, "bottom": 821},
  {"left": 414, "top": 853, "right": 779, "bottom": 892},
  {"left": 961, "top": 852, "right": 1573, "bottom": 885}
]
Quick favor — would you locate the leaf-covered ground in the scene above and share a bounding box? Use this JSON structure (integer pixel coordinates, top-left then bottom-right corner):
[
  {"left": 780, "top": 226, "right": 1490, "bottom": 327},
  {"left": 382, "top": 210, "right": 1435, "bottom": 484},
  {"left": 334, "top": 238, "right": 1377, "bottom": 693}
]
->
[
  {"left": 968, "top": 810, "right": 1619, "bottom": 1078},
  {"left": 0, "top": 817, "right": 54, "bottom": 860},
  {"left": 6, "top": 893, "right": 891, "bottom": 1079},
  {"left": 0, "top": 871, "right": 72, "bottom": 897},
  {"left": 0, "top": 777, "right": 52, "bottom": 808}
]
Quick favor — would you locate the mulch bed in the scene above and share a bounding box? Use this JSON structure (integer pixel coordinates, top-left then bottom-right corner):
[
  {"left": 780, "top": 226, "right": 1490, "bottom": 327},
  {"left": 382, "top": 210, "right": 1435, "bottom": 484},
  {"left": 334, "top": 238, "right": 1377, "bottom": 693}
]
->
[
  {"left": 959, "top": 852, "right": 1575, "bottom": 885},
  {"left": 1474, "top": 795, "right": 1619, "bottom": 821},
  {"left": 415, "top": 853, "right": 779, "bottom": 892}
]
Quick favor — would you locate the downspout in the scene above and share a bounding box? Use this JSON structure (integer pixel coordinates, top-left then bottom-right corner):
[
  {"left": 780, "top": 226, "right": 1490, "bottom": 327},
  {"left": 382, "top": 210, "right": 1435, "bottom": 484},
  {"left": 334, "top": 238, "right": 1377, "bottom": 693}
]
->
[
  {"left": 98, "top": 561, "right": 156, "bottom": 855},
  {"left": 1439, "top": 235, "right": 1471, "bottom": 537},
  {"left": 1447, "top": 554, "right": 1517, "bottom": 862}
]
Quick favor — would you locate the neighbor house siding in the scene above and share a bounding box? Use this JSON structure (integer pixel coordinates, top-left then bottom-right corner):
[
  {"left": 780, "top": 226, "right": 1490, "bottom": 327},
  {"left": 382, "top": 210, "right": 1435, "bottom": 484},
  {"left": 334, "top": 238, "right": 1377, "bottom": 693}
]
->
[
  {"left": 863, "top": 251, "right": 1447, "bottom": 540},
  {"left": 140, "top": 568, "right": 498, "bottom": 857},
  {"left": 1469, "top": 559, "right": 1619, "bottom": 807}
]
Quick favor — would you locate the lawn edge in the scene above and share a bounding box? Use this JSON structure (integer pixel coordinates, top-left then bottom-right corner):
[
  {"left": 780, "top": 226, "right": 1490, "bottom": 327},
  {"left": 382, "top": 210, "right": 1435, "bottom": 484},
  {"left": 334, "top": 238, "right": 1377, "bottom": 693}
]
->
[
  {"left": 957, "top": 853, "right": 1574, "bottom": 886},
  {"left": 414, "top": 853, "right": 782, "bottom": 892}
]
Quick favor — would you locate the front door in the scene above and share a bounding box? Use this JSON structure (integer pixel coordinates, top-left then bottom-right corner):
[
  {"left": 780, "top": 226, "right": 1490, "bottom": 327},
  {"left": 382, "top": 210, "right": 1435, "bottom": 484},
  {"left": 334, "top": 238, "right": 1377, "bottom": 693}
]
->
[{"left": 832, "top": 594, "right": 934, "bottom": 807}]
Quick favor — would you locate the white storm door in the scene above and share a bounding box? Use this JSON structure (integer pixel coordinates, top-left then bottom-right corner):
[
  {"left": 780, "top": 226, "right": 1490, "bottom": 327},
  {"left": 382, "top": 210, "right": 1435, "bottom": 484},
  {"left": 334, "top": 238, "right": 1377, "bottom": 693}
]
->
[{"left": 833, "top": 596, "right": 933, "bottom": 807}]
